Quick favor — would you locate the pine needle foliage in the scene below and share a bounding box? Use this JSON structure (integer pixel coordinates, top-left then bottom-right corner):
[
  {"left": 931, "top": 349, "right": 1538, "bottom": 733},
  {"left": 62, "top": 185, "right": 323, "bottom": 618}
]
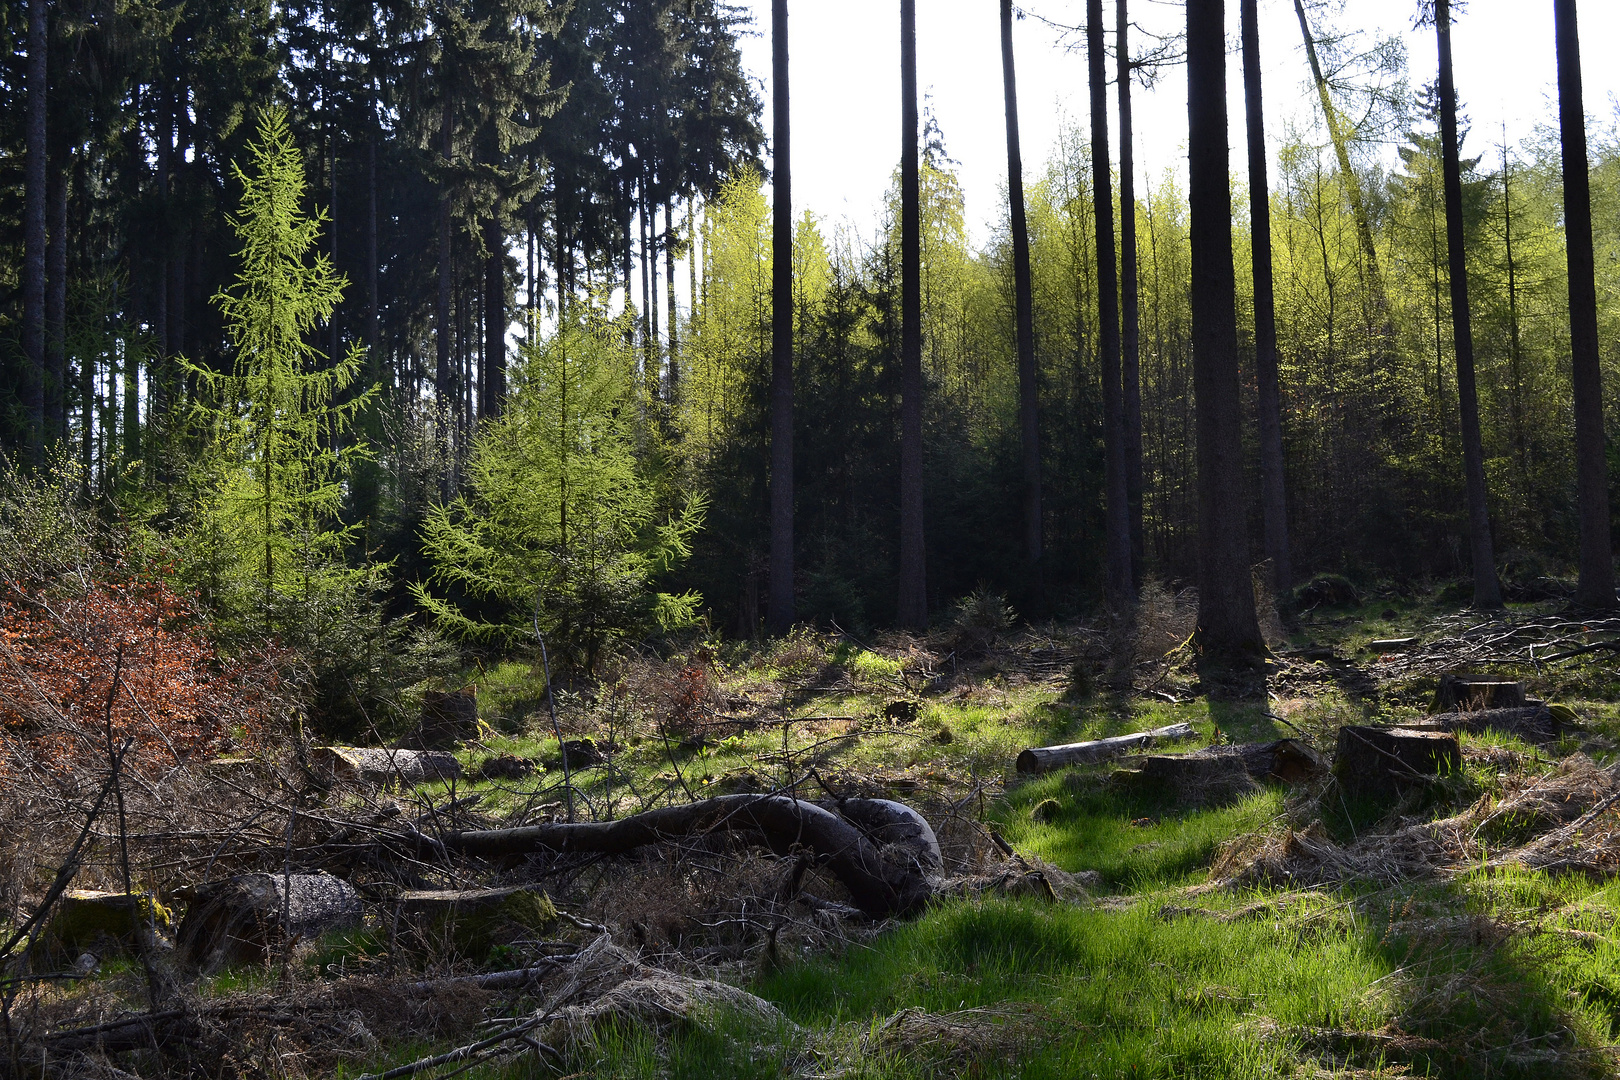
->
[
  {"left": 188, "top": 107, "right": 375, "bottom": 599},
  {"left": 414, "top": 305, "right": 704, "bottom": 674}
]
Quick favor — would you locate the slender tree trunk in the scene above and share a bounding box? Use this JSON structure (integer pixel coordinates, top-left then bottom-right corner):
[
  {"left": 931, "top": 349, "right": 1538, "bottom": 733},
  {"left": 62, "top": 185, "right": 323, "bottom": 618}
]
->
[
  {"left": 23, "top": 0, "right": 47, "bottom": 461},
  {"left": 1435, "top": 0, "right": 1503, "bottom": 609},
  {"left": 1501, "top": 133, "right": 1526, "bottom": 473},
  {"left": 1555, "top": 0, "right": 1615, "bottom": 609},
  {"left": 484, "top": 214, "right": 506, "bottom": 418},
  {"left": 897, "top": 0, "right": 927, "bottom": 630},
  {"left": 665, "top": 197, "right": 679, "bottom": 397},
  {"left": 1188, "top": 0, "right": 1264, "bottom": 664},
  {"left": 46, "top": 164, "right": 69, "bottom": 445},
  {"left": 767, "top": 0, "right": 795, "bottom": 635},
  {"left": 1242, "top": 0, "right": 1291, "bottom": 600},
  {"left": 155, "top": 84, "right": 171, "bottom": 368},
  {"left": 368, "top": 132, "right": 380, "bottom": 386},
  {"left": 1118, "top": 0, "right": 1145, "bottom": 583},
  {"left": 1090, "top": 0, "right": 1133, "bottom": 607},
  {"left": 1001, "top": 0, "right": 1042, "bottom": 580},
  {"left": 436, "top": 106, "right": 454, "bottom": 425},
  {"left": 1292, "top": 0, "right": 1383, "bottom": 305},
  {"left": 639, "top": 174, "right": 654, "bottom": 385}
]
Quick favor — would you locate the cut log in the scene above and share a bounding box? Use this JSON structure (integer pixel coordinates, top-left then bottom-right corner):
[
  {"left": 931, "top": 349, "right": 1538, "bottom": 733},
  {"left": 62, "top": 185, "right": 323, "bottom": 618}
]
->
[
  {"left": 401, "top": 686, "right": 480, "bottom": 749},
  {"left": 175, "top": 872, "right": 361, "bottom": 972},
  {"left": 824, "top": 797, "right": 942, "bottom": 870},
  {"left": 311, "top": 745, "right": 463, "bottom": 787},
  {"left": 1332, "top": 726, "right": 1461, "bottom": 801},
  {"left": 1369, "top": 637, "right": 1418, "bottom": 652},
  {"left": 1400, "top": 705, "right": 1560, "bottom": 744},
  {"left": 422, "top": 795, "right": 933, "bottom": 919},
  {"left": 1016, "top": 723, "right": 1197, "bottom": 775},
  {"left": 47, "top": 890, "right": 172, "bottom": 951},
  {"left": 1429, "top": 675, "right": 1526, "bottom": 713}
]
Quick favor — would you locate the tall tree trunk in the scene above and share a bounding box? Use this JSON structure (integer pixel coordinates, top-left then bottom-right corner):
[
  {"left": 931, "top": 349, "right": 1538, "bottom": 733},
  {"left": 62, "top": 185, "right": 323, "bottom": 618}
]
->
[
  {"left": 46, "top": 164, "right": 69, "bottom": 445},
  {"left": 1435, "top": 0, "right": 1503, "bottom": 609},
  {"left": 1118, "top": 0, "right": 1145, "bottom": 582},
  {"left": 639, "top": 174, "right": 654, "bottom": 386},
  {"left": 1188, "top": 0, "right": 1264, "bottom": 664},
  {"left": 155, "top": 84, "right": 170, "bottom": 368},
  {"left": 1000, "top": 0, "right": 1042, "bottom": 580},
  {"left": 767, "top": 0, "right": 795, "bottom": 635},
  {"left": 665, "top": 198, "right": 679, "bottom": 397},
  {"left": 897, "top": 0, "right": 927, "bottom": 630},
  {"left": 484, "top": 214, "right": 506, "bottom": 418},
  {"left": 1292, "top": 0, "right": 1383, "bottom": 305},
  {"left": 436, "top": 106, "right": 454, "bottom": 427},
  {"left": 1090, "top": 0, "right": 1133, "bottom": 607},
  {"left": 368, "top": 132, "right": 380, "bottom": 386},
  {"left": 23, "top": 0, "right": 47, "bottom": 462},
  {"left": 1242, "top": 0, "right": 1292, "bottom": 599},
  {"left": 1555, "top": 0, "right": 1615, "bottom": 609}
]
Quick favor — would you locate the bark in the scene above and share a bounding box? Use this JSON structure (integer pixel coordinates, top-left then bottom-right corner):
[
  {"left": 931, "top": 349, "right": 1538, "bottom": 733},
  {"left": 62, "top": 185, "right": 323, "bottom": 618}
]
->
[
  {"left": 1555, "top": 0, "right": 1616, "bottom": 609},
  {"left": 1001, "top": 0, "right": 1042, "bottom": 577},
  {"left": 23, "top": 0, "right": 47, "bottom": 461},
  {"left": 430, "top": 794, "right": 934, "bottom": 919},
  {"left": 483, "top": 214, "right": 506, "bottom": 418},
  {"left": 436, "top": 106, "right": 453, "bottom": 422},
  {"left": 1118, "top": 0, "right": 1145, "bottom": 581},
  {"left": 1292, "top": 0, "right": 1383, "bottom": 304},
  {"left": 640, "top": 174, "right": 654, "bottom": 385},
  {"left": 1242, "top": 0, "right": 1292, "bottom": 599},
  {"left": 1435, "top": 0, "right": 1503, "bottom": 609},
  {"left": 665, "top": 197, "right": 679, "bottom": 392},
  {"left": 1188, "top": 0, "right": 1265, "bottom": 665},
  {"left": 1090, "top": 0, "right": 1133, "bottom": 608},
  {"left": 46, "top": 164, "right": 69, "bottom": 445},
  {"left": 1016, "top": 722, "right": 1196, "bottom": 774},
  {"left": 1332, "top": 726, "right": 1460, "bottom": 801},
  {"left": 897, "top": 0, "right": 927, "bottom": 631},
  {"left": 767, "top": 0, "right": 795, "bottom": 635},
  {"left": 368, "top": 132, "right": 380, "bottom": 384}
]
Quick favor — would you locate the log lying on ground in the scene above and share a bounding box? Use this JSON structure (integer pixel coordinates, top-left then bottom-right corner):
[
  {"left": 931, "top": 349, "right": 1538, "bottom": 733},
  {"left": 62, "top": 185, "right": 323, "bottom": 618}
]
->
[
  {"left": 1016, "top": 723, "right": 1197, "bottom": 775},
  {"left": 421, "top": 795, "right": 933, "bottom": 919},
  {"left": 1369, "top": 637, "right": 1418, "bottom": 652},
  {"left": 1402, "top": 705, "right": 1560, "bottom": 744},
  {"left": 175, "top": 873, "right": 361, "bottom": 971},
  {"left": 311, "top": 745, "right": 463, "bottom": 787},
  {"left": 1333, "top": 726, "right": 1460, "bottom": 801},
  {"left": 1429, "top": 675, "right": 1526, "bottom": 713}
]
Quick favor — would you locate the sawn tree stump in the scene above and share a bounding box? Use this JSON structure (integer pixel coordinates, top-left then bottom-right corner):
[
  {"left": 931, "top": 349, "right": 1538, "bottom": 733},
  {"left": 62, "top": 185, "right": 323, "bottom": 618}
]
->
[{"left": 1332, "top": 726, "right": 1460, "bottom": 800}]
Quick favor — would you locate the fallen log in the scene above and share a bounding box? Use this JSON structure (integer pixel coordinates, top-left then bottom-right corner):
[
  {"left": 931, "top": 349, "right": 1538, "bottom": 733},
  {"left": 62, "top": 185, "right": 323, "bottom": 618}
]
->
[
  {"left": 1135, "top": 739, "right": 1325, "bottom": 799},
  {"left": 422, "top": 795, "right": 932, "bottom": 919},
  {"left": 1401, "top": 705, "right": 1560, "bottom": 744},
  {"left": 1333, "top": 726, "right": 1461, "bottom": 801},
  {"left": 311, "top": 745, "right": 463, "bottom": 787},
  {"left": 1016, "top": 723, "right": 1197, "bottom": 775}
]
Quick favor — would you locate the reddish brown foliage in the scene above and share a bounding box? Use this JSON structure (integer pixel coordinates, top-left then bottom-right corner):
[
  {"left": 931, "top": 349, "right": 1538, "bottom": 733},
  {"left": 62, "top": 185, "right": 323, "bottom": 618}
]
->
[{"left": 0, "top": 567, "right": 274, "bottom": 773}]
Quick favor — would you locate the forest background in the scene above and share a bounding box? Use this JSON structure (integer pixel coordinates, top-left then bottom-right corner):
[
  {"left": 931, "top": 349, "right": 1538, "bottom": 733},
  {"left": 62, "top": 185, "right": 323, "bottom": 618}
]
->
[{"left": 3, "top": 0, "right": 1620, "bottom": 730}]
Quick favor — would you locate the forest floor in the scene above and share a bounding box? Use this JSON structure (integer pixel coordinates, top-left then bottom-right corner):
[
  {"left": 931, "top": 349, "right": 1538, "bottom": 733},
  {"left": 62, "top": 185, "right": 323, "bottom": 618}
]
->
[{"left": 24, "top": 586, "right": 1620, "bottom": 1079}]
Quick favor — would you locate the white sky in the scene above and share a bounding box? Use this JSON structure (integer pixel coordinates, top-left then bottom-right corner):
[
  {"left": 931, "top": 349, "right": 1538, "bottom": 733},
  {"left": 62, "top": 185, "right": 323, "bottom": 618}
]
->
[{"left": 726, "top": 0, "right": 1620, "bottom": 249}]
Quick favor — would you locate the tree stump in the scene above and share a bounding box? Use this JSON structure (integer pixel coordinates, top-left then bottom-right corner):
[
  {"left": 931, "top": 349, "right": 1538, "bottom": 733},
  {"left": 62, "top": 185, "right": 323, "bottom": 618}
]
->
[
  {"left": 176, "top": 873, "right": 361, "bottom": 972},
  {"left": 392, "top": 886, "right": 557, "bottom": 957},
  {"left": 47, "top": 890, "right": 172, "bottom": 952},
  {"left": 401, "top": 686, "right": 479, "bottom": 749},
  {"left": 1332, "top": 726, "right": 1460, "bottom": 800},
  {"left": 1429, "top": 675, "right": 1526, "bottom": 713},
  {"left": 311, "top": 746, "right": 463, "bottom": 787},
  {"left": 1134, "top": 739, "right": 1323, "bottom": 803},
  {"left": 1402, "top": 705, "right": 1560, "bottom": 744}
]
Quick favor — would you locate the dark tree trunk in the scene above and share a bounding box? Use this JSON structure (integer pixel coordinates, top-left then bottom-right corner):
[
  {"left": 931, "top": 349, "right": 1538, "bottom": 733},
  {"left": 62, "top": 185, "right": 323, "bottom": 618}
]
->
[
  {"left": 1435, "top": 0, "right": 1503, "bottom": 609},
  {"left": 897, "top": 0, "right": 927, "bottom": 630},
  {"left": 767, "top": 0, "right": 795, "bottom": 635},
  {"left": 368, "top": 132, "right": 380, "bottom": 385},
  {"left": 1555, "top": 0, "right": 1615, "bottom": 609},
  {"left": 483, "top": 214, "right": 506, "bottom": 418},
  {"left": 23, "top": 0, "right": 47, "bottom": 462},
  {"left": 46, "top": 164, "right": 68, "bottom": 445},
  {"left": 1000, "top": 0, "right": 1042, "bottom": 580},
  {"left": 436, "top": 107, "right": 453, "bottom": 426},
  {"left": 1242, "top": 0, "right": 1291, "bottom": 600},
  {"left": 665, "top": 197, "right": 679, "bottom": 394},
  {"left": 1187, "top": 0, "right": 1264, "bottom": 664},
  {"left": 1118, "top": 0, "right": 1145, "bottom": 582},
  {"left": 639, "top": 174, "right": 654, "bottom": 385},
  {"left": 1089, "top": 0, "right": 1133, "bottom": 607}
]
